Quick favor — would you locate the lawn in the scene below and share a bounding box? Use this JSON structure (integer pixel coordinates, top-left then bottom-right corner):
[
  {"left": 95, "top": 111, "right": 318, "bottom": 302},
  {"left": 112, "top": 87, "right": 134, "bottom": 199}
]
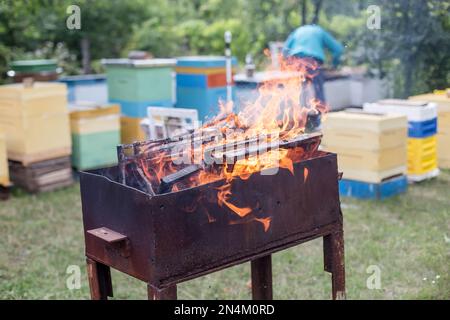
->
[{"left": 0, "top": 170, "right": 449, "bottom": 300}]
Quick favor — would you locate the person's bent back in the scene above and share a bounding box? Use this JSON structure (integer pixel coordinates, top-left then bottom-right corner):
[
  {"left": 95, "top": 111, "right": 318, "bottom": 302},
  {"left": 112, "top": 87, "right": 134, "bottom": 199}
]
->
[
  {"left": 283, "top": 24, "right": 343, "bottom": 68},
  {"left": 282, "top": 24, "right": 344, "bottom": 131}
]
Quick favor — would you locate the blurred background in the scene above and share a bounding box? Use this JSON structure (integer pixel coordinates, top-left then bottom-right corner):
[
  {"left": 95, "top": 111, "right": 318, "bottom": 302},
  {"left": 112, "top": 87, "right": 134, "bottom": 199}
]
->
[{"left": 1, "top": 0, "right": 448, "bottom": 97}]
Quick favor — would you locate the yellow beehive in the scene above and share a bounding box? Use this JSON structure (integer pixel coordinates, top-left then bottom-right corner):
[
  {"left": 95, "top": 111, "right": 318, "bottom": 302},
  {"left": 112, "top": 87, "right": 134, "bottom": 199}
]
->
[
  {"left": 70, "top": 103, "right": 121, "bottom": 135},
  {"left": 407, "top": 136, "right": 438, "bottom": 175},
  {"left": 120, "top": 116, "right": 146, "bottom": 144},
  {"left": 0, "top": 131, "right": 10, "bottom": 186},
  {"left": 0, "top": 82, "right": 71, "bottom": 165},
  {"left": 409, "top": 92, "right": 450, "bottom": 168},
  {"left": 437, "top": 134, "right": 450, "bottom": 168},
  {"left": 322, "top": 110, "right": 408, "bottom": 183}
]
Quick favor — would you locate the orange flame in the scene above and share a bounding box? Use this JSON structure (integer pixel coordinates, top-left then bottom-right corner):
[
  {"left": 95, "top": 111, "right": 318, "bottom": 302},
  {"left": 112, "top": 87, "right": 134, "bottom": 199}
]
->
[
  {"left": 255, "top": 217, "right": 272, "bottom": 232},
  {"left": 141, "top": 54, "right": 328, "bottom": 232},
  {"left": 216, "top": 183, "right": 252, "bottom": 218}
]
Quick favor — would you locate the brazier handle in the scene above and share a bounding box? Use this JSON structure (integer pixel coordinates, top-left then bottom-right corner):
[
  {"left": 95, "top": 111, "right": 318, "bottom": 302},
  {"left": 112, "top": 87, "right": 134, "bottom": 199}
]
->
[{"left": 87, "top": 227, "right": 131, "bottom": 257}]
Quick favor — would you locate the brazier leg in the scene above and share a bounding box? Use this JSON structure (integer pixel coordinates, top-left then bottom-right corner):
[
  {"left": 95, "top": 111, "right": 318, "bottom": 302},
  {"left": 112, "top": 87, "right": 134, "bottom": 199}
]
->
[
  {"left": 86, "top": 257, "right": 113, "bottom": 300},
  {"left": 251, "top": 255, "right": 273, "bottom": 300},
  {"left": 148, "top": 284, "right": 177, "bottom": 300},
  {"left": 323, "top": 230, "right": 346, "bottom": 300}
]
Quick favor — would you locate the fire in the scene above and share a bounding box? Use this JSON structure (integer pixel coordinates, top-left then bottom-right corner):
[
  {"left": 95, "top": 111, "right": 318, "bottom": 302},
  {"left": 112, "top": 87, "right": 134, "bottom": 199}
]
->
[
  {"left": 141, "top": 55, "right": 328, "bottom": 231},
  {"left": 216, "top": 182, "right": 252, "bottom": 217},
  {"left": 255, "top": 217, "right": 272, "bottom": 232}
]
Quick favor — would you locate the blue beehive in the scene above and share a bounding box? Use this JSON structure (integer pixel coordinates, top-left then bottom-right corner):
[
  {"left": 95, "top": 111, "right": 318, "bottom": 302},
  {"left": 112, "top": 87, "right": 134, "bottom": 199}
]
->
[
  {"left": 408, "top": 118, "right": 437, "bottom": 138},
  {"left": 175, "top": 56, "right": 237, "bottom": 121},
  {"left": 363, "top": 100, "right": 439, "bottom": 182},
  {"left": 58, "top": 74, "right": 108, "bottom": 104},
  {"left": 339, "top": 175, "right": 408, "bottom": 200}
]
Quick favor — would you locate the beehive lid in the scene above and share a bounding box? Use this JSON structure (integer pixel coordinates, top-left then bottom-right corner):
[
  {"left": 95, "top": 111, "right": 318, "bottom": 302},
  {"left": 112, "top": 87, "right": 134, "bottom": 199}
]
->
[
  {"left": 101, "top": 58, "right": 176, "bottom": 68},
  {"left": 378, "top": 99, "right": 428, "bottom": 107},
  {"left": 69, "top": 102, "right": 120, "bottom": 119},
  {"left": 0, "top": 82, "right": 66, "bottom": 97},
  {"left": 234, "top": 71, "right": 300, "bottom": 84},
  {"left": 10, "top": 59, "right": 58, "bottom": 73},
  {"left": 324, "top": 109, "right": 408, "bottom": 131},
  {"left": 409, "top": 93, "right": 450, "bottom": 112},
  {"left": 364, "top": 99, "right": 437, "bottom": 121},
  {"left": 58, "top": 74, "right": 106, "bottom": 83},
  {"left": 176, "top": 56, "right": 238, "bottom": 68}
]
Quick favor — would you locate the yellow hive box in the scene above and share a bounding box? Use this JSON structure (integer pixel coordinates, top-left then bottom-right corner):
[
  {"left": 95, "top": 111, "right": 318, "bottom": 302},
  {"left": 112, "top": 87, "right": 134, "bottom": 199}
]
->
[
  {"left": 0, "top": 131, "right": 10, "bottom": 186},
  {"left": 409, "top": 93, "right": 450, "bottom": 169},
  {"left": 437, "top": 134, "right": 450, "bottom": 168},
  {"left": 322, "top": 111, "right": 407, "bottom": 150},
  {"left": 323, "top": 145, "right": 407, "bottom": 183},
  {"left": 69, "top": 103, "right": 120, "bottom": 134},
  {"left": 322, "top": 110, "right": 408, "bottom": 183},
  {"left": 407, "top": 136, "right": 438, "bottom": 174},
  {"left": 321, "top": 110, "right": 408, "bottom": 183},
  {"left": 409, "top": 92, "right": 450, "bottom": 111},
  {"left": 0, "top": 82, "right": 71, "bottom": 165},
  {"left": 120, "top": 116, "right": 146, "bottom": 144}
]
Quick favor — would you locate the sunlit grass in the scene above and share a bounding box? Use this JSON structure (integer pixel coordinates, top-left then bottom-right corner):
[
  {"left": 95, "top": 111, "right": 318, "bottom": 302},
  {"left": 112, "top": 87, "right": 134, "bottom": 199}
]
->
[{"left": 0, "top": 170, "right": 448, "bottom": 299}]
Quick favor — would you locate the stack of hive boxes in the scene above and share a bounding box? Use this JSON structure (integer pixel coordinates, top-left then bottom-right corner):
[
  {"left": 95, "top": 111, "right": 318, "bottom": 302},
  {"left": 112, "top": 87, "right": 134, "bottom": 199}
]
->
[
  {"left": 103, "top": 58, "right": 176, "bottom": 144},
  {"left": 364, "top": 99, "right": 439, "bottom": 182},
  {"left": 0, "top": 82, "right": 73, "bottom": 193},
  {"left": 176, "top": 56, "right": 237, "bottom": 121},
  {"left": 321, "top": 110, "right": 408, "bottom": 199},
  {"left": 69, "top": 103, "right": 120, "bottom": 170},
  {"left": 0, "top": 131, "right": 10, "bottom": 190},
  {"left": 409, "top": 90, "right": 450, "bottom": 169}
]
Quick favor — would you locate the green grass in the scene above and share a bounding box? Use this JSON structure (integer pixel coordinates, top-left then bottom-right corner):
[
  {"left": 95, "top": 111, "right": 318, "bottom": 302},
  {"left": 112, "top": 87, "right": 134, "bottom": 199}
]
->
[{"left": 0, "top": 171, "right": 449, "bottom": 300}]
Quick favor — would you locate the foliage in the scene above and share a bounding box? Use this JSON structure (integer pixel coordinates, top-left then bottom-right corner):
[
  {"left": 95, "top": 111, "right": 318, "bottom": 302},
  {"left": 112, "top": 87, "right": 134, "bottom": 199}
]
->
[
  {"left": 0, "top": 0, "right": 448, "bottom": 94},
  {"left": 360, "top": 0, "right": 450, "bottom": 97}
]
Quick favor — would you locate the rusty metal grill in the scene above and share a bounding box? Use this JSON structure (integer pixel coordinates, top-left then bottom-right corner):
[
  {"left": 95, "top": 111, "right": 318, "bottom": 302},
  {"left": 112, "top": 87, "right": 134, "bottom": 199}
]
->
[{"left": 80, "top": 128, "right": 345, "bottom": 300}]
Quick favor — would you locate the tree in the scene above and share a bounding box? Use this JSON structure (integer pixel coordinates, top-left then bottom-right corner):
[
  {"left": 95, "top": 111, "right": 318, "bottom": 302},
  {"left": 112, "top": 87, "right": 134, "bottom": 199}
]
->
[
  {"left": 300, "top": 0, "right": 307, "bottom": 25},
  {"left": 57, "top": 0, "right": 149, "bottom": 73},
  {"left": 361, "top": 0, "right": 450, "bottom": 97},
  {"left": 311, "top": 0, "right": 323, "bottom": 25}
]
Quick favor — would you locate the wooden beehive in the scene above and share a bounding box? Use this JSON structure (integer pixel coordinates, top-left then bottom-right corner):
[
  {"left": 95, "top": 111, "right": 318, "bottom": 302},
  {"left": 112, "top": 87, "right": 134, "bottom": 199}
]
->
[
  {"left": 409, "top": 92, "right": 450, "bottom": 168},
  {"left": 120, "top": 116, "right": 147, "bottom": 144},
  {"left": 0, "top": 131, "right": 10, "bottom": 187},
  {"left": 9, "top": 156, "right": 73, "bottom": 193},
  {"left": 69, "top": 103, "right": 120, "bottom": 170},
  {"left": 321, "top": 110, "right": 408, "bottom": 183},
  {"left": 407, "top": 136, "right": 438, "bottom": 175},
  {"left": 176, "top": 56, "right": 237, "bottom": 120},
  {"left": 0, "top": 82, "right": 71, "bottom": 165}
]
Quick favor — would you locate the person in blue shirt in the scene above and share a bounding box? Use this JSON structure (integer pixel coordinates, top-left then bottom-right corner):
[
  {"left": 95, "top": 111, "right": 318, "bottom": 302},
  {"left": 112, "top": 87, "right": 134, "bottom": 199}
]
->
[
  {"left": 283, "top": 24, "right": 344, "bottom": 131},
  {"left": 283, "top": 24, "right": 344, "bottom": 103}
]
